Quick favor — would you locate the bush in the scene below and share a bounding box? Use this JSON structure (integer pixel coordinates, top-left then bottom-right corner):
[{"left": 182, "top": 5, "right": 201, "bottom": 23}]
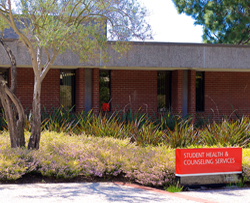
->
[
  {"left": 3, "top": 106, "right": 250, "bottom": 148},
  {"left": 1, "top": 131, "right": 250, "bottom": 186},
  {"left": 200, "top": 118, "right": 250, "bottom": 147},
  {"left": 163, "top": 119, "right": 200, "bottom": 148}
]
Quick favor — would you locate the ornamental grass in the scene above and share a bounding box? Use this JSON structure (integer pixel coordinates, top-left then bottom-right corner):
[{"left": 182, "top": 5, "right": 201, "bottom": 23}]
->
[{"left": 2, "top": 107, "right": 250, "bottom": 148}]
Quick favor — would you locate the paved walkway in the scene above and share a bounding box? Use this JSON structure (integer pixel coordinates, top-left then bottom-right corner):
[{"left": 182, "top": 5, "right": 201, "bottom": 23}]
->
[{"left": 0, "top": 182, "right": 249, "bottom": 203}]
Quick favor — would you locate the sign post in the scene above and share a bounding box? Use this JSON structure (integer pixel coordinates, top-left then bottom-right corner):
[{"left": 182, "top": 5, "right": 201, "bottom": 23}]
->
[{"left": 175, "top": 148, "right": 242, "bottom": 186}]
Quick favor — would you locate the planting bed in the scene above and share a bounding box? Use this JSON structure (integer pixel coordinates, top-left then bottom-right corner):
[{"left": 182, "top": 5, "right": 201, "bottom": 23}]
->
[{"left": 2, "top": 109, "right": 250, "bottom": 190}]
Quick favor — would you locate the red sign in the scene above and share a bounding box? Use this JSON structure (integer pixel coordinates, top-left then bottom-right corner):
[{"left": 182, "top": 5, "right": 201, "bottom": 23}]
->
[{"left": 175, "top": 148, "right": 242, "bottom": 176}]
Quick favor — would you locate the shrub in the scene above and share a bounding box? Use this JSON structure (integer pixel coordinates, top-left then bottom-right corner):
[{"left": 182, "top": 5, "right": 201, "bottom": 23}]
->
[
  {"left": 163, "top": 119, "right": 200, "bottom": 148},
  {"left": 242, "top": 149, "right": 250, "bottom": 182},
  {"left": 3, "top": 106, "right": 250, "bottom": 149},
  {"left": 200, "top": 118, "right": 250, "bottom": 147},
  {"left": 128, "top": 120, "right": 164, "bottom": 147}
]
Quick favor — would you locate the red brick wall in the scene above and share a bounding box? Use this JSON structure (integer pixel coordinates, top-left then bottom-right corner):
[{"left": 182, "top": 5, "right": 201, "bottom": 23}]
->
[
  {"left": 92, "top": 68, "right": 99, "bottom": 114},
  {"left": 14, "top": 68, "right": 60, "bottom": 111},
  {"left": 12, "top": 68, "right": 250, "bottom": 120},
  {"left": 172, "top": 70, "right": 183, "bottom": 115},
  {"left": 75, "top": 68, "right": 85, "bottom": 112},
  {"left": 15, "top": 68, "right": 33, "bottom": 109},
  {"left": 41, "top": 69, "right": 60, "bottom": 109},
  {"left": 205, "top": 72, "right": 250, "bottom": 119},
  {"left": 111, "top": 70, "right": 157, "bottom": 114}
]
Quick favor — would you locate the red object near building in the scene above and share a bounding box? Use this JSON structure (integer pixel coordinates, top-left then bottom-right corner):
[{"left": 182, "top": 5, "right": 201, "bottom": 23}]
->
[{"left": 102, "top": 103, "right": 110, "bottom": 111}]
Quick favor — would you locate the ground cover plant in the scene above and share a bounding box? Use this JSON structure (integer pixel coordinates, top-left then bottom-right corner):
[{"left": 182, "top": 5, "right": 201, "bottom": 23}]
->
[
  {"left": 1, "top": 131, "right": 250, "bottom": 187},
  {"left": 0, "top": 131, "right": 175, "bottom": 187}
]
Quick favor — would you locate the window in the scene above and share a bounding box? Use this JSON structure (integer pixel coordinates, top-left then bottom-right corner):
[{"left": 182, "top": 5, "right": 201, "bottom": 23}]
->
[
  {"left": 60, "top": 70, "right": 75, "bottom": 109},
  {"left": 99, "top": 70, "right": 111, "bottom": 111},
  {"left": 0, "top": 68, "right": 9, "bottom": 84},
  {"left": 0, "top": 68, "right": 9, "bottom": 109},
  {"left": 157, "top": 71, "right": 171, "bottom": 111},
  {"left": 196, "top": 72, "right": 204, "bottom": 112}
]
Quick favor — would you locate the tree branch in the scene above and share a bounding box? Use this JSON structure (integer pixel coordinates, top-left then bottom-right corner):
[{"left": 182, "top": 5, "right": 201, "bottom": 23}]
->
[
  {"left": 40, "top": 50, "right": 59, "bottom": 82},
  {"left": 6, "top": 0, "right": 39, "bottom": 74}
]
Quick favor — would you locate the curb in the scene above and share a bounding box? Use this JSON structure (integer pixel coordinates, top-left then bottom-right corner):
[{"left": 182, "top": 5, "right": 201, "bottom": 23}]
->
[{"left": 114, "top": 182, "right": 218, "bottom": 203}]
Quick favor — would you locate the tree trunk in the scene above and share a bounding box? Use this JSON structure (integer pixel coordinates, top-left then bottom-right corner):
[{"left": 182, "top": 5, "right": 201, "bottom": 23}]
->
[
  {"left": 0, "top": 38, "right": 25, "bottom": 148},
  {"left": 28, "top": 78, "right": 41, "bottom": 150},
  {"left": 0, "top": 77, "right": 25, "bottom": 147}
]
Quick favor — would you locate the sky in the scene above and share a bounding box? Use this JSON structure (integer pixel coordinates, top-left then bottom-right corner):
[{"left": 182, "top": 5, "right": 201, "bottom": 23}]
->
[{"left": 141, "top": 0, "right": 203, "bottom": 43}]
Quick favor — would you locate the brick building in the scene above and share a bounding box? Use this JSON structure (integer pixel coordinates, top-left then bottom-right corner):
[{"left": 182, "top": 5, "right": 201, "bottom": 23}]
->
[{"left": 1, "top": 40, "right": 250, "bottom": 119}]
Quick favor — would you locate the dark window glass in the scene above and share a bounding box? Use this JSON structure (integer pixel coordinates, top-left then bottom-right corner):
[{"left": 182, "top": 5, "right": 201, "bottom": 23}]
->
[
  {"left": 99, "top": 70, "right": 111, "bottom": 111},
  {"left": 60, "top": 70, "right": 75, "bottom": 110},
  {"left": 196, "top": 72, "right": 204, "bottom": 112},
  {"left": 157, "top": 71, "right": 171, "bottom": 111},
  {"left": 0, "top": 68, "right": 9, "bottom": 109},
  {"left": 0, "top": 68, "right": 9, "bottom": 84}
]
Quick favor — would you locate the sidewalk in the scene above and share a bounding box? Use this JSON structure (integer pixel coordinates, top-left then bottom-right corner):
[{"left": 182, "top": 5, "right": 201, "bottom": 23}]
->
[{"left": 0, "top": 182, "right": 249, "bottom": 203}]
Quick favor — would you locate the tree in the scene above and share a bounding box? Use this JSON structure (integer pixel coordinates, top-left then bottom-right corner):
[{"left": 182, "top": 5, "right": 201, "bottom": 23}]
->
[
  {"left": 172, "top": 0, "right": 250, "bottom": 44},
  {"left": 0, "top": 18, "right": 25, "bottom": 148},
  {"left": 0, "top": 0, "right": 152, "bottom": 149}
]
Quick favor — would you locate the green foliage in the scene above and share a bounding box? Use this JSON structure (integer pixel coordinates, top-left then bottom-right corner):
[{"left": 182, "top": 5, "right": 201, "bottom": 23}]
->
[
  {"left": 163, "top": 119, "right": 200, "bottom": 148},
  {"left": 0, "top": 146, "right": 37, "bottom": 180},
  {"left": 0, "top": 0, "right": 152, "bottom": 60},
  {"left": 165, "top": 182, "right": 183, "bottom": 192},
  {"left": 172, "top": 0, "right": 250, "bottom": 44},
  {"left": 3, "top": 104, "right": 250, "bottom": 187},
  {"left": 242, "top": 149, "right": 250, "bottom": 182},
  {"left": 82, "top": 113, "right": 128, "bottom": 139},
  {"left": 226, "top": 175, "right": 245, "bottom": 188},
  {"left": 2, "top": 130, "right": 250, "bottom": 186},
  {"left": 0, "top": 110, "right": 8, "bottom": 131},
  {"left": 129, "top": 120, "right": 164, "bottom": 147},
  {"left": 200, "top": 118, "right": 250, "bottom": 147},
  {"left": 154, "top": 110, "right": 181, "bottom": 131},
  {"left": 3, "top": 106, "right": 250, "bottom": 148},
  {"left": 0, "top": 17, "right": 9, "bottom": 37},
  {"left": 0, "top": 131, "right": 175, "bottom": 186},
  {"left": 41, "top": 106, "right": 76, "bottom": 133}
]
